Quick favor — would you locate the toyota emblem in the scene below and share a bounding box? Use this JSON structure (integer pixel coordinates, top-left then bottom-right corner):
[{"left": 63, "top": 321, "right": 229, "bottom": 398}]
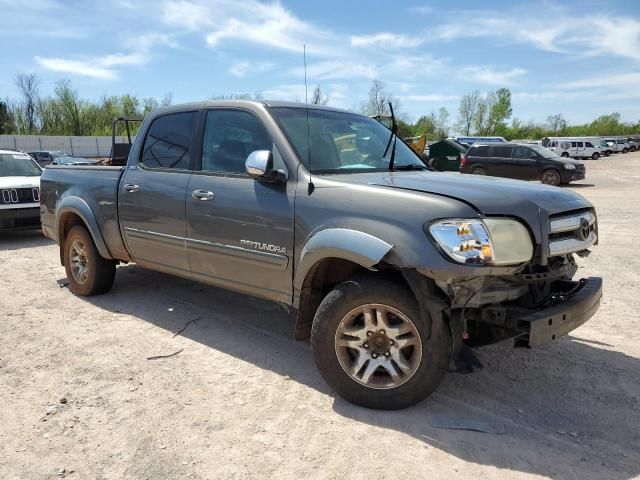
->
[{"left": 578, "top": 218, "right": 590, "bottom": 241}]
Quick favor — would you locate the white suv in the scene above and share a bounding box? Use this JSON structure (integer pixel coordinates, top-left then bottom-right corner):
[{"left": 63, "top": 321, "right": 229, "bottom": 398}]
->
[{"left": 0, "top": 149, "right": 42, "bottom": 229}]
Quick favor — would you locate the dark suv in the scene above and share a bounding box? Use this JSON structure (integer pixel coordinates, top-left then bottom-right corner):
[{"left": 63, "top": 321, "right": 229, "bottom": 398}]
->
[{"left": 460, "top": 143, "right": 585, "bottom": 186}]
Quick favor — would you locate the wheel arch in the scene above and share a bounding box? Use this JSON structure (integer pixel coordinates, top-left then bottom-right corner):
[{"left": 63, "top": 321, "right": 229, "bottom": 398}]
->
[
  {"left": 56, "top": 197, "right": 112, "bottom": 264},
  {"left": 292, "top": 229, "right": 395, "bottom": 339}
]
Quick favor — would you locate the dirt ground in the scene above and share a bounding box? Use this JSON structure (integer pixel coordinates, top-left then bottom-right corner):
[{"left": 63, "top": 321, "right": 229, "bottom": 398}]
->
[{"left": 1, "top": 152, "right": 639, "bottom": 480}]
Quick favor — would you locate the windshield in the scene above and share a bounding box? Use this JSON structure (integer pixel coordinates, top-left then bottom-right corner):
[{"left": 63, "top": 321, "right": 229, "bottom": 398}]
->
[
  {"left": 270, "top": 107, "right": 425, "bottom": 173},
  {"left": 0, "top": 154, "right": 42, "bottom": 177},
  {"left": 529, "top": 145, "right": 559, "bottom": 159}
]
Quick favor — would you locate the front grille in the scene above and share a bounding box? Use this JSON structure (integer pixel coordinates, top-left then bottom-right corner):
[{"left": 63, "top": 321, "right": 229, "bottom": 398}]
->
[
  {"left": 1, "top": 187, "right": 39, "bottom": 205},
  {"left": 548, "top": 209, "right": 596, "bottom": 256}
]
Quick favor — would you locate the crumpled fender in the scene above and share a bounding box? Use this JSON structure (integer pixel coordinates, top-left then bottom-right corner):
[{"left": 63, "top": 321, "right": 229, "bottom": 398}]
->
[
  {"left": 55, "top": 196, "right": 112, "bottom": 260},
  {"left": 293, "top": 228, "right": 393, "bottom": 291}
]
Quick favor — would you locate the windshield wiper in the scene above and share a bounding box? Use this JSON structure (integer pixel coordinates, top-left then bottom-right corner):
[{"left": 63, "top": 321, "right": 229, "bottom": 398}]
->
[
  {"left": 392, "top": 164, "right": 428, "bottom": 171},
  {"left": 386, "top": 102, "right": 398, "bottom": 171}
]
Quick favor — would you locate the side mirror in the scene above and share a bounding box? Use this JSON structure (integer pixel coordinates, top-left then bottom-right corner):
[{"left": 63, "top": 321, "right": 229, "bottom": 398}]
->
[{"left": 245, "top": 150, "right": 285, "bottom": 182}]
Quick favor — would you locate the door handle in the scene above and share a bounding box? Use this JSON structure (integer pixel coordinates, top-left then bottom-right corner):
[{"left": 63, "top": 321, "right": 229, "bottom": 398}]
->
[
  {"left": 123, "top": 184, "right": 139, "bottom": 193},
  {"left": 192, "top": 190, "right": 215, "bottom": 201}
]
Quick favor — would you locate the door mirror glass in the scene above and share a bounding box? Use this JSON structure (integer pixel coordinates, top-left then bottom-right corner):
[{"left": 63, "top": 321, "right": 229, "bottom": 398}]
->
[{"left": 245, "top": 150, "right": 284, "bottom": 182}]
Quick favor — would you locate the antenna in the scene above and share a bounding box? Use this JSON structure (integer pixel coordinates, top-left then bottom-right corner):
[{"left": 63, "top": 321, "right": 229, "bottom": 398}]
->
[{"left": 304, "top": 44, "right": 314, "bottom": 195}]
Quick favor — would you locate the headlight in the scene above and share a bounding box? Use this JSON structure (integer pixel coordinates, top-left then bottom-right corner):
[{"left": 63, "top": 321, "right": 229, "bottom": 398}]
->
[
  {"left": 563, "top": 163, "right": 576, "bottom": 170},
  {"left": 428, "top": 218, "right": 533, "bottom": 266}
]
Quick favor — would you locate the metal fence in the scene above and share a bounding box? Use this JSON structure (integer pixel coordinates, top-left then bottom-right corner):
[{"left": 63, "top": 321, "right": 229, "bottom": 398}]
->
[{"left": 0, "top": 135, "right": 135, "bottom": 158}]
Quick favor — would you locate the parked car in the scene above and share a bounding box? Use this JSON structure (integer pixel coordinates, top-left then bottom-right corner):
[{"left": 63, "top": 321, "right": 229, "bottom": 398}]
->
[
  {"left": 41, "top": 101, "right": 601, "bottom": 410},
  {"left": 28, "top": 150, "right": 72, "bottom": 167},
  {"left": 627, "top": 138, "right": 639, "bottom": 152},
  {"left": 460, "top": 143, "right": 586, "bottom": 185},
  {"left": 604, "top": 139, "right": 630, "bottom": 154},
  {"left": 51, "top": 156, "right": 99, "bottom": 166},
  {"left": 427, "top": 139, "right": 468, "bottom": 171},
  {"left": 543, "top": 138, "right": 602, "bottom": 160},
  {"left": 452, "top": 135, "right": 506, "bottom": 145},
  {"left": 0, "top": 149, "right": 42, "bottom": 229},
  {"left": 599, "top": 139, "right": 613, "bottom": 156}
]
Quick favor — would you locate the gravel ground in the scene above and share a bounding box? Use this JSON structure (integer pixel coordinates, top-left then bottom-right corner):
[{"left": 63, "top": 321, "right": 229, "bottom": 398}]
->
[{"left": 1, "top": 152, "right": 639, "bottom": 480}]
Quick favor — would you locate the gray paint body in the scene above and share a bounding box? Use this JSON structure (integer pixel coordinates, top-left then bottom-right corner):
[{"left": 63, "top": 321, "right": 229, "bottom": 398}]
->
[{"left": 40, "top": 100, "right": 594, "bottom": 308}]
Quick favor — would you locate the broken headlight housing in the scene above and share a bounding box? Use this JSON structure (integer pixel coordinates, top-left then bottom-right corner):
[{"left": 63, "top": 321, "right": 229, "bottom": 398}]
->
[{"left": 428, "top": 218, "right": 533, "bottom": 266}]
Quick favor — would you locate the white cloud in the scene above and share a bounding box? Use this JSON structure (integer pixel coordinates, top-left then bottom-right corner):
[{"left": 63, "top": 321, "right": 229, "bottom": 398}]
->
[
  {"left": 161, "top": 0, "right": 334, "bottom": 54},
  {"left": 431, "top": 9, "right": 640, "bottom": 62},
  {"left": 34, "top": 57, "right": 118, "bottom": 79},
  {"left": 351, "top": 33, "right": 420, "bottom": 49},
  {"left": 162, "top": 0, "right": 210, "bottom": 30},
  {"left": 290, "top": 60, "right": 378, "bottom": 81},
  {"left": 561, "top": 72, "right": 640, "bottom": 90},
  {"left": 460, "top": 66, "right": 526, "bottom": 85},
  {"left": 35, "top": 31, "right": 176, "bottom": 79},
  {"left": 229, "top": 60, "right": 274, "bottom": 77}
]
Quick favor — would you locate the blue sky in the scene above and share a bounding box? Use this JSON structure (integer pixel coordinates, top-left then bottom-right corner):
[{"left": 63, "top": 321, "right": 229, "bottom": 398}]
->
[{"left": 1, "top": 0, "right": 639, "bottom": 125}]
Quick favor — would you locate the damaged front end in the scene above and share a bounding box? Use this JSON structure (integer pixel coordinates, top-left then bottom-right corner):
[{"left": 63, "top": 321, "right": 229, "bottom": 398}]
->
[
  {"left": 423, "top": 208, "right": 602, "bottom": 349},
  {"left": 439, "top": 256, "right": 602, "bottom": 348}
]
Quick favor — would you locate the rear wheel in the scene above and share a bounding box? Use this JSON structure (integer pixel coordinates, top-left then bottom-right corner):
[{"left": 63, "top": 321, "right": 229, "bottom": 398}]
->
[
  {"left": 471, "top": 167, "right": 486, "bottom": 176},
  {"left": 623, "top": 148, "right": 629, "bottom": 154},
  {"left": 430, "top": 158, "right": 442, "bottom": 171},
  {"left": 311, "top": 276, "right": 451, "bottom": 410},
  {"left": 591, "top": 152, "right": 600, "bottom": 160},
  {"left": 561, "top": 152, "right": 569, "bottom": 158},
  {"left": 541, "top": 169, "right": 561, "bottom": 186},
  {"left": 64, "top": 226, "right": 116, "bottom": 296}
]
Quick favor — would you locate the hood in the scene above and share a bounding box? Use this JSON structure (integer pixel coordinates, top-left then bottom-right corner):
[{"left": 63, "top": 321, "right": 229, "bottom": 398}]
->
[
  {"left": 328, "top": 170, "right": 591, "bottom": 216},
  {"left": 0, "top": 176, "right": 41, "bottom": 189}
]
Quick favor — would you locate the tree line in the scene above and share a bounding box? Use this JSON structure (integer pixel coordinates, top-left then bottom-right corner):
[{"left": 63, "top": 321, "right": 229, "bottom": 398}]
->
[{"left": 2, "top": 73, "right": 639, "bottom": 140}]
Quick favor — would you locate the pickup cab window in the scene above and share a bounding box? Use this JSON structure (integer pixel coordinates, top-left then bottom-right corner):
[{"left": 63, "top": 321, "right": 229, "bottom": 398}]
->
[
  {"left": 201, "top": 110, "right": 272, "bottom": 173},
  {"left": 140, "top": 111, "right": 198, "bottom": 170}
]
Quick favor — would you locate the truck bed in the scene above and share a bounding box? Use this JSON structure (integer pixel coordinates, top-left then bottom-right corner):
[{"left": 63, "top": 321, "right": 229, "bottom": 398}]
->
[{"left": 40, "top": 165, "right": 129, "bottom": 261}]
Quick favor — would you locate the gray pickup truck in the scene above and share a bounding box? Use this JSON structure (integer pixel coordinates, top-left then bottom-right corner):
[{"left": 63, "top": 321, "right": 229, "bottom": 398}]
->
[{"left": 41, "top": 101, "right": 602, "bottom": 410}]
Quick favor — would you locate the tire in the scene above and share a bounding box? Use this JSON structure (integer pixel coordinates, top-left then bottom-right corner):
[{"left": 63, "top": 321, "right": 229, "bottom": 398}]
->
[
  {"left": 541, "top": 169, "right": 561, "bottom": 186},
  {"left": 561, "top": 152, "right": 569, "bottom": 158},
  {"left": 471, "top": 167, "right": 486, "bottom": 176},
  {"left": 623, "top": 148, "right": 629, "bottom": 154},
  {"left": 311, "top": 276, "right": 451, "bottom": 410},
  {"left": 591, "top": 152, "right": 600, "bottom": 160},
  {"left": 430, "top": 158, "right": 442, "bottom": 171},
  {"left": 64, "top": 226, "right": 116, "bottom": 296}
]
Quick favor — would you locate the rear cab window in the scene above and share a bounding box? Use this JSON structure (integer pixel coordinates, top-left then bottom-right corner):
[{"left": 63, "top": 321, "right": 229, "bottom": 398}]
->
[{"left": 140, "top": 111, "right": 199, "bottom": 170}]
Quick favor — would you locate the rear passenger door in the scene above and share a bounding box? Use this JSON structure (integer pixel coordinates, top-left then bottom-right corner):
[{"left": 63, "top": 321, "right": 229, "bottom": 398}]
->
[
  {"left": 118, "top": 110, "right": 199, "bottom": 276},
  {"left": 185, "top": 108, "right": 295, "bottom": 303}
]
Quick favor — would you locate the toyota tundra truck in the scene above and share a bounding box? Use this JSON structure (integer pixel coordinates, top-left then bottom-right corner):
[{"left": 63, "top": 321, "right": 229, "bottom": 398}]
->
[{"left": 40, "top": 101, "right": 602, "bottom": 410}]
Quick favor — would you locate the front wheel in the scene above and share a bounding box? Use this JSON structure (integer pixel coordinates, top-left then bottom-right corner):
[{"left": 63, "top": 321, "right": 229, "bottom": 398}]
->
[
  {"left": 591, "top": 152, "right": 600, "bottom": 160},
  {"left": 561, "top": 152, "right": 569, "bottom": 158},
  {"left": 64, "top": 226, "right": 116, "bottom": 296},
  {"left": 623, "top": 148, "right": 629, "bottom": 154},
  {"left": 541, "top": 169, "right": 561, "bottom": 186},
  {"left": 311, "top": 276, "right": 451, "bottom": 410}
]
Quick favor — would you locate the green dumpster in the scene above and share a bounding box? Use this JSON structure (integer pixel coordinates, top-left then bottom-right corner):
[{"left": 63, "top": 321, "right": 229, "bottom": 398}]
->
[{"left": 428, "top": 139, "right": 468, "bottom": 171}]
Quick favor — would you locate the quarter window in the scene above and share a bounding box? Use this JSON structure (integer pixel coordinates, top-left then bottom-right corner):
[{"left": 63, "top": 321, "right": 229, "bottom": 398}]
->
[
  {"left": 201, "top": 110, "right": 273, "bottom": 173},
  {"left": 140, "top": 111, "right": 198, "bottom": 169},
  {"left": 585, "top": 142, "right": 594, "bottom": 148},
  {"left": 470, "top": 145, "right": 490, "bottom": 157}
]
